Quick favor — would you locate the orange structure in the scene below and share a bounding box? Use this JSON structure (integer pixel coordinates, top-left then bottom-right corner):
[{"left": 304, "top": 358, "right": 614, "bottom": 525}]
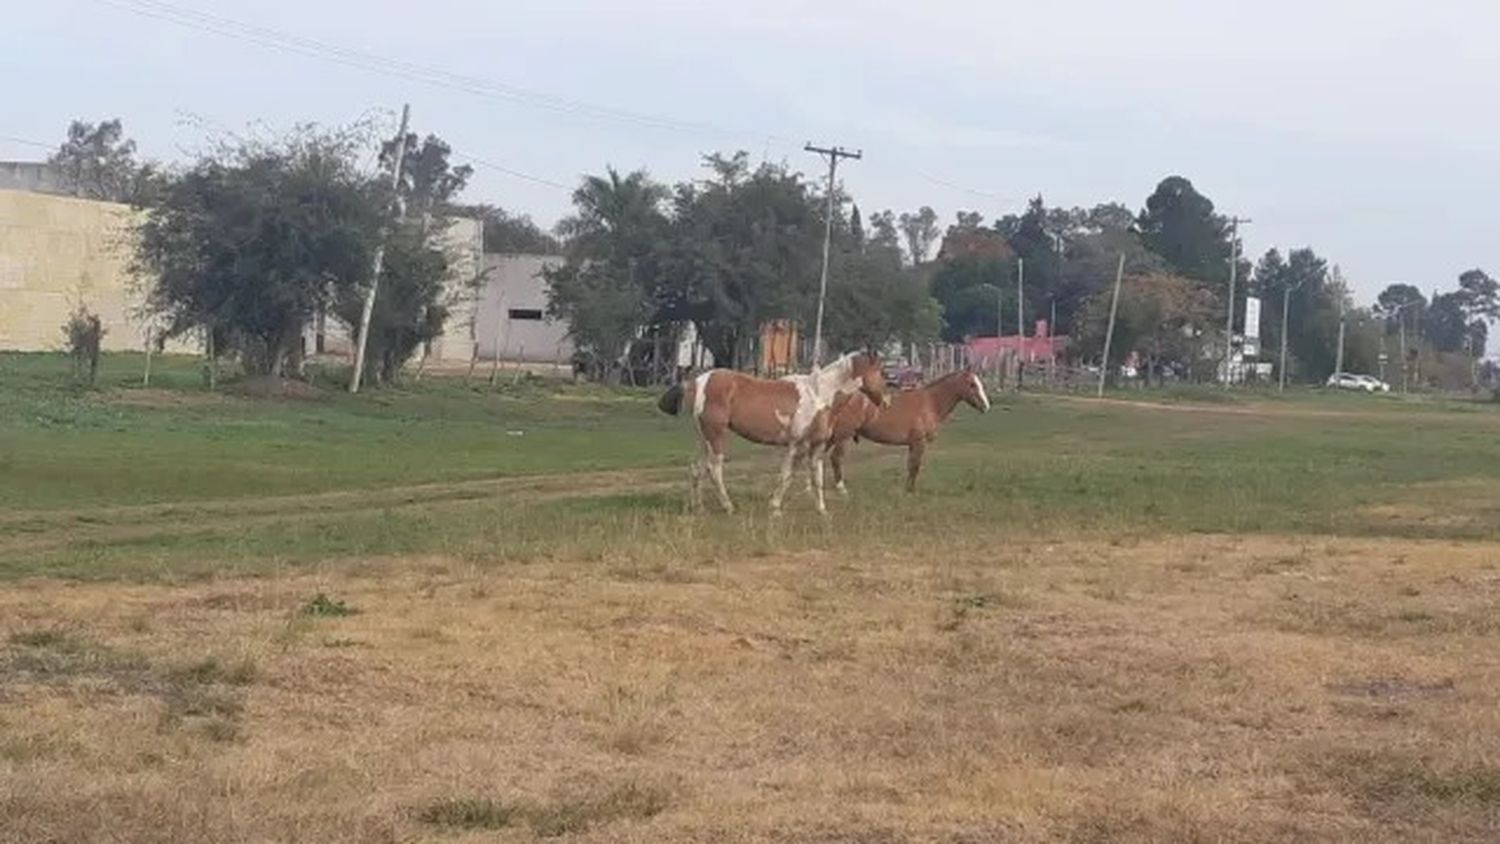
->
[{"left": 759, "top": 319, "right": 799, "bottom": 374}]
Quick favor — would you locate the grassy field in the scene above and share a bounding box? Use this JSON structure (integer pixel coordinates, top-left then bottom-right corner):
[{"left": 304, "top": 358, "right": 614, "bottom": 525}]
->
[{"left": 4, "top": 353, "right": 1500, "bottom": 841}]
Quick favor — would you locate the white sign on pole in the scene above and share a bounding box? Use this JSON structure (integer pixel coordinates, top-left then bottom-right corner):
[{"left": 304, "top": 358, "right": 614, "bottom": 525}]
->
[{"left": 1243, "top": 296, "right": 1262, "bottom": 341}]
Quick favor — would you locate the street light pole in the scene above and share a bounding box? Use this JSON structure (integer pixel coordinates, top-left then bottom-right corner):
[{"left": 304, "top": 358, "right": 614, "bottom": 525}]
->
[{"left": 1223, "top": 216, "right": 1251, "bottom": 386}]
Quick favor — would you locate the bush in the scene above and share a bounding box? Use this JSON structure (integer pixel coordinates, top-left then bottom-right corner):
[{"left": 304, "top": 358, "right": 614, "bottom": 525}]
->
[{"left": 61, "top": 306, "right": 105, "bottom": 386}]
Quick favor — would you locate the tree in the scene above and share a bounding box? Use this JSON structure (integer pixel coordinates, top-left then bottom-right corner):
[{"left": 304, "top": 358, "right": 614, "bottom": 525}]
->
[
  {"left": 823, "top": 237, "right": 941, "bottom": 352},
  {"left": 929, "top": 255, "right": 1012, "bottom": 341},
  {"left": 1425, "top": 292, "right": 1470, "bottom": 353},
  {"left": 134, "top": 126, "right": 383, "bottom": 377},
  {"left": 452, "top": 204, "right": 561, "bottom": 255},
  {"left": 898, "top": 206, "right": 940, "bottom": 266},
  {"left": 61, "top": 305, "right": 105, "bottom": 386},
  {"left": 1376, "top": 284, "right": 1427, "bottom": 326},
  {"left": 938, "top": 212, "right": 1012, "bottom": 262},
  {"left": 47, "top": 118, "right": 157, "bottom": 204},
  {"left": 1136, "top": 176, "right": 1233, "bottom": 285},
  {"left": 546, "top": 167, "right": 670, "bottom": 380},
  {"left": 1255, "top": 246, "right": 1337, "bottom": 380},
  {"left": 1004, "top": 196, "right": 1065, "bottom": 327},
  {"left": 868, "top": 210, "right": 902, "bottom": 257},
  {"left": 1457, "top": 269, "right": 1498, "bottom": 359},
  {"left": 660, "top": 153, "right": 821, "bottom": 367},
  {"left": 954, "top": 210, "right": 985, "bottom": 231},
  {"left": 1076, "top": 273, "right": 1215, "bottom": 383},
  {"left": 1051, "top": 204, "right": 1162, "bottom": 336},
  {"left": 388, "top": 133, "right": 472, "bottom": 231},
  {"left": 332, "top": 133, "right": 471, "bottom": 384}
]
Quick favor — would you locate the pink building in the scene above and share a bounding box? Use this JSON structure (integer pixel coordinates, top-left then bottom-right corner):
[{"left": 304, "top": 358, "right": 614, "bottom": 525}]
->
[{"left": 966, "top": 320, "right": 1068, "bottom": 369}]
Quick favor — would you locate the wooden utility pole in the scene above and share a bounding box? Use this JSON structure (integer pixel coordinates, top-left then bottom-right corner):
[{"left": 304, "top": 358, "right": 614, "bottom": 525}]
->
[
  {"left": 350, "top": 104, "right": 410, "bottom": 394},
  {"left": 805, "top": 142, "right": 862, "bottom": 366},
  {"left": 1278, "top": 284, "right": 1294, "bottom": 392},
  {"left": 1016, "top": 257, "right": 1025, "bottom": 344},
  {"left": 1223, "top": 216, "right": 1251, "bottom": 386},
  {"left": 1098, "top": 254, "right": 1125, "bottom": 398},
  {"left": 1334, "top": 295, "right": 1346, "bottom": 379}
]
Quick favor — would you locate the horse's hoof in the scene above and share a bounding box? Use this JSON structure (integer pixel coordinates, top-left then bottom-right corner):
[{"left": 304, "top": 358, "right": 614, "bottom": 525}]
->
[{"left": 835, "top": 482, "right": 849, "bottom": 498}]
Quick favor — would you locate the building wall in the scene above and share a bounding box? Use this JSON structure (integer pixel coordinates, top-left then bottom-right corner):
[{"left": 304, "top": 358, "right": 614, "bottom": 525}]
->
[
  {"left": 0, "top": 189, "right": 189, "bottom": 352},
  {"left": 473, "top": 253, "right": 571, "bottom": 364},
  {"left": 0, "top": 189, "right": 546, "bottom": 369},
  {"left": 309, "top": 217, "right": 484, "bottom": 363},
  {"left": 0, "top": 162, "right": 65, "bottom": 196}
]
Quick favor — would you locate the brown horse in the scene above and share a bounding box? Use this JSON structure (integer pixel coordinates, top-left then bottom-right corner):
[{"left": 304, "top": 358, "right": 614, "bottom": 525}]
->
[
  {"left": 657, "top": 352, "right": 887, "bottom": 515},
  {"left": 826, "top": 368, "right": 990, "bottom": 493}
]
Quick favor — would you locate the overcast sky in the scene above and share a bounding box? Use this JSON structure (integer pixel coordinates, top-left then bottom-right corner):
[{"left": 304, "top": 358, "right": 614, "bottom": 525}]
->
[{"left": 5, "top": 0, "right": 1497, "bottom": 305}]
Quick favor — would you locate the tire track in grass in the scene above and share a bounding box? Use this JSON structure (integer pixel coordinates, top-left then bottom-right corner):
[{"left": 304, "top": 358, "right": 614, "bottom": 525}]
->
[{"left": 1, "top": 449, "right": 905, "bottom": 556}]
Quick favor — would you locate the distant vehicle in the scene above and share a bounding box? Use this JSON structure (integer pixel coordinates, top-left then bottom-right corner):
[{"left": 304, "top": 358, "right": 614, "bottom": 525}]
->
[
  {"left": 882, "top": 364, "right": 923, "bottom": 390},
  {"left": 1326, "top": 372, "right": 1389, "bottom": 393}
]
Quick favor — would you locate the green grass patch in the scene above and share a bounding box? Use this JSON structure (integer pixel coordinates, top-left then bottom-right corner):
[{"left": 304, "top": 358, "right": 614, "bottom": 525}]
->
[
  {"left": 302, "top": 593, "right": 356, "bottom": 618},
  {"left": 6, "top": 352, "right": 1500, "bottom": 581},
  {"left": 417, "top": 781, "right": 671, "bottom": 836}
]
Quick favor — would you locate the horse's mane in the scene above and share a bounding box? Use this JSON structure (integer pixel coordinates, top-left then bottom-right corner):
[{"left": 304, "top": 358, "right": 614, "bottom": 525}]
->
[{"left": 922, "top": 370, "right": 972, "bottom": 388}]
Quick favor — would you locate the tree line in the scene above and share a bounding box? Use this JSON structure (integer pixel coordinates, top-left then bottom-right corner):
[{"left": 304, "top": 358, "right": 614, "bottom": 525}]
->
[{"left": 38, "top": 117, "right": 1496, "bottom": 390}]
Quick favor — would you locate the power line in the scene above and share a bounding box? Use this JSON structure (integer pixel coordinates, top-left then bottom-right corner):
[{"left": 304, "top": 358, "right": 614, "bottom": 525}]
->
[
  {"left": 78, "top": 0, "right": 1034, "bottom": 214},
  {"left": 86, "top": 0, "right": 795, "bottom": 144},
  {"left": 0, "top": 135, "right": 55, "bottom": 152},
  {"left": 449, "top": 150, "right": 572, "bottom": 192}
]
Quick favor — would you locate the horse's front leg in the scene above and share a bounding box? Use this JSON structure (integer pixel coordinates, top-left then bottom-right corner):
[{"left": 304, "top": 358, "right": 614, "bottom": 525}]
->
[
  {"left": 805, "top": 444, "right": 828, "bottom": 515},
  {"left": 769, "top": 445, "right": 799, "bottom": 516},
  {"left": 829, "top": 439, "right": 850, "bottom": 498}
]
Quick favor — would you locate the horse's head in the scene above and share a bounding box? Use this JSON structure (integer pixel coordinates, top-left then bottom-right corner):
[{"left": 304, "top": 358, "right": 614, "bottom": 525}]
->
[
  {"left": 849, "top": 351, "right": 890, "bottom": 408},
  {"left": 959, "top": 367, "right": 991, "bottom": 413}
]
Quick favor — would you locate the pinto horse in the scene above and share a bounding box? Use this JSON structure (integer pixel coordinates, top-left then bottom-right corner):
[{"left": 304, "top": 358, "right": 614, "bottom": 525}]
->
[
  {"left": 657, "top": 352, "right": 887, "bottom": 515},
  {"left": 826, "top": 368, "right": 990, "bottom": 494}
]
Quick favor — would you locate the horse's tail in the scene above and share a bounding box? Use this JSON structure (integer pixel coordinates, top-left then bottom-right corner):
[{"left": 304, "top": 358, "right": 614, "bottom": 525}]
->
[{"left": 657, "top": 383, "right": 685, "bottom": 416}]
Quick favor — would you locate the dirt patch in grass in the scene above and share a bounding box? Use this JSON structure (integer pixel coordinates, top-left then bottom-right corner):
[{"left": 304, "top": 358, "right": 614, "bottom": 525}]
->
[
  {"left": 225, "top": 375, "right": 323, "bottom": 400},
  {"left": 106, "top": 387, "right": 235, "bottom": 408},
  {"left": 3, "top": 534, "right": 1500, "bottom": 842}
]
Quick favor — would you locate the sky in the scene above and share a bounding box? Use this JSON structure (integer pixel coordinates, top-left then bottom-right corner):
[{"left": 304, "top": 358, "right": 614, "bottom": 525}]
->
[{"left": 4, "top": 0, "right": 1498, "bottom": 307}]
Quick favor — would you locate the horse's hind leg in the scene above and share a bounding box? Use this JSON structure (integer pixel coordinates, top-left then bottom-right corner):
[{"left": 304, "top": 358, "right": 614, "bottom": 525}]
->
[
  {"left": 688, "top": 442, "right": 706, "bottom": 512},
  {"left": 905, "top": 440, "right": 927, "bottom": 493}
]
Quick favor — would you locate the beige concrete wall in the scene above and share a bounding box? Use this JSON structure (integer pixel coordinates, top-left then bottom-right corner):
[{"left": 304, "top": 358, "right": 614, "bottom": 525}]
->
[
  {"left": 0, "top": 189, "right": 172, "bottom": 352},
  {"left": 2, "top": 191, "right": 486, "bottom": 362}
]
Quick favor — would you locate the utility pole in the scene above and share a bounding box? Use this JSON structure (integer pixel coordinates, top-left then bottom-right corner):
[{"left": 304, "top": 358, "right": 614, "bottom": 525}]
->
[
  {"left": 1016, "top": 257, "right": 1025, "bottom": 343},
  {"left": 1334, "top": 294, "right": 1346, "bottom": 378},
  {"left": 1098, "top": 253, "right": 1126, "bottom": 398},
  {"left": 805, "top": 142, "right": 862, "bottom": 366},
  {"left": 1049, "top": 230, "right": 1063, "bottom": 336},
  {"left": 350, "top": 104, "right": 410, "bottom": 394},
  {"left": 1278, "top": 277, "right": 1303, "bottom": 392},
  {"left": 1394, "top": 299, "right": 1418, "bottom": 393},
  {"left": 1223, "top": 216, "right": 1251, "bottom": 387}
]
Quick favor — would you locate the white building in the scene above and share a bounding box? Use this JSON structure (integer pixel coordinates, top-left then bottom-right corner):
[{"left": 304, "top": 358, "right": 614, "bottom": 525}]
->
[{"left": 471, "top": 253, "right": 572, "bottom": 364}]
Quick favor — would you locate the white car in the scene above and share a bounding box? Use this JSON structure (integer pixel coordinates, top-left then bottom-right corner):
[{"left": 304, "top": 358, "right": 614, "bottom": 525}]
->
[{"left": 1326, "top": 372, "right": 1389, "bottom": 393}]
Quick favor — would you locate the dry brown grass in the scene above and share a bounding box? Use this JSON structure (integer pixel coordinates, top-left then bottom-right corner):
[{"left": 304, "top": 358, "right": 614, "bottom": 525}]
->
[{"left": 3, "top": 534, "right": 1500, "bottom": 842}]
